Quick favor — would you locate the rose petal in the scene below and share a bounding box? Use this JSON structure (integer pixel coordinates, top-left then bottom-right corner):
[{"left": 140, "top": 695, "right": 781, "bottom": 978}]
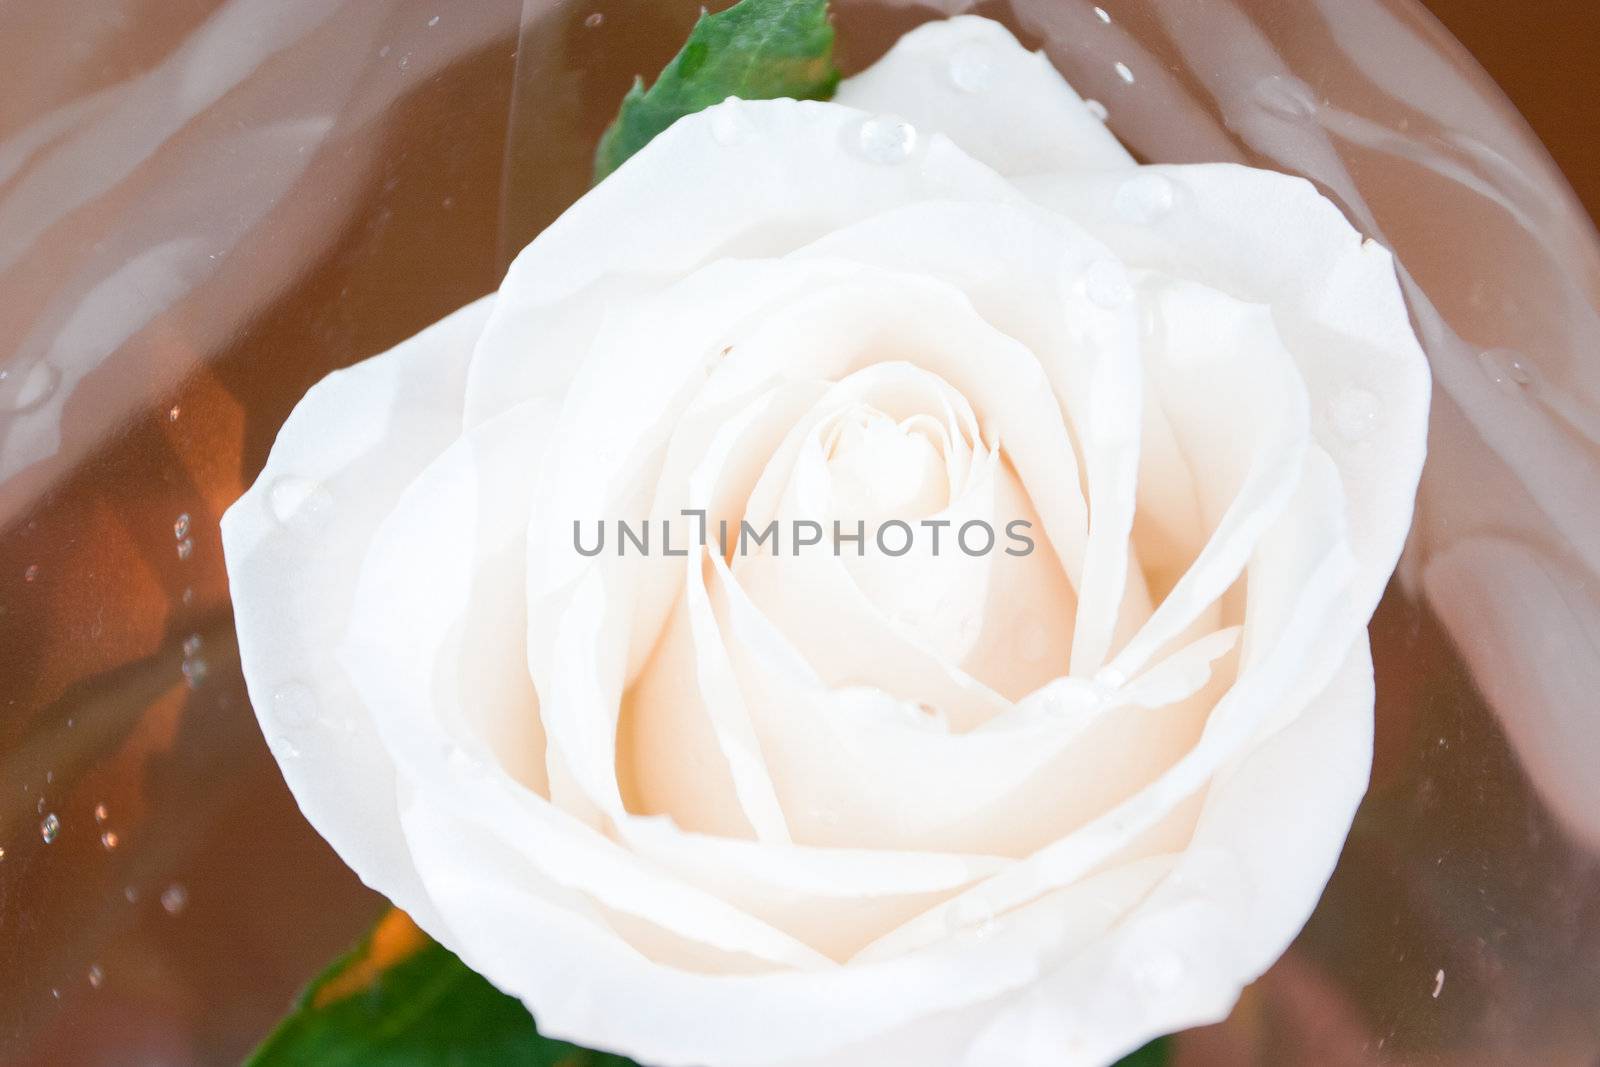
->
[
  {"left": 465, "top": 97, "right": 1023, "bottom": 425},
  {"left": 835, "top": 15, "right": 1135, "bottom": 175},
  {"left": 1020, "top": 163, "right": 1431, "bottom": 623},
  {"left": 220, "top": 295, "right": 495, "bottom": 934}
]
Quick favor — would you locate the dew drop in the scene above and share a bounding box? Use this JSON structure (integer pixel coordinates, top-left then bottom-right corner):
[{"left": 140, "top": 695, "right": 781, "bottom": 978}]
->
[
  {"left": 1255, "top": 74, "right": 1319, "bottom": 119},
  {"left": 1329, "top": 387, "right": 1380, "bottom": 442},
  {"left": 173, "top": 513, "right": 190, "bottom": 540},
  {"left": 584, "top": 11, "right": 604, "bottom": 27},
  {"left": 160, "top": 883, "right": 188, "bottom": 915},
  {"left": 1478, "top": 347, "right": 1535, "bottom": 394},
  {"left": 1112, "top": 173, "right": 1176, "bottom": 224},
  {"left": 268, "top": 476, "right": 334, "bottom": 530},
  {"left": 0, "top": 361, "right": 62, "bottom": 414},
  {"left": 1085, "top": 260, "right": 1133, "bottom": 309},
  {"left": 857, "top": 115, "right": 918, "bottom": 164},
  {"left": 1114, "top": 61, "right": 1135, "bottom": 85},
  {"left": 100, "top": 830, "right": 119, "bottom": 851},
  {"left": 946, "top": 42, "right": 995, "bottom": 93},
  {"left": 87, "top": 964, "right": 104, "bottom": 989},
  {"left": 176, "top": 538, "right": 193, "bottom": 561},
  {"left": 272, "top": 682, "right": 319, "bottom": 729},
  {"left": 709, "top": 97, "right": 754, "bottom": 147},
  {"left": 40, "top": 813, "right": 60, "bottom": 843},
  {"left": 1084, "top": 99, "right": 1109, "bottom": 122}
]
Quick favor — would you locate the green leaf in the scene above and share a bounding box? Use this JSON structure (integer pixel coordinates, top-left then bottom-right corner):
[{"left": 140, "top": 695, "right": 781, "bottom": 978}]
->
[
  {"left": 245, "top": 910, "right": 636, "bottom": 1066},
  {"left": 1114, "top": 1036, "right": 1173, "bottom": 1067},
  {"left": 592, "top": 0, "right": 840, "bottom": 183}
]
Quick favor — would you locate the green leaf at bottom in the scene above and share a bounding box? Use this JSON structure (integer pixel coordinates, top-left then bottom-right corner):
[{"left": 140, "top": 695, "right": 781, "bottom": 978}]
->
[
  {"left": 246, "top": 910, "right": 634, "bottom": 1066},
  {"left": 592, "top": 0, "right": 840, "bottom": 183}
]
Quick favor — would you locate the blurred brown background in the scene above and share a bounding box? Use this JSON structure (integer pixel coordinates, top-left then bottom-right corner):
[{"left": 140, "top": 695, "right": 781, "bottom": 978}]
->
[{"left": 1424, "top": 0, "right": 1600, "bottom": 220}]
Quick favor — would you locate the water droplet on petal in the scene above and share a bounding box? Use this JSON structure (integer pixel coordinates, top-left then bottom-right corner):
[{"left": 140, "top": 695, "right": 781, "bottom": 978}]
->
[
  {"left": 1085, "top": 260, "right": 1133, "bottom": 309},
  {"left": 709, "top": 97, "right": 754, "bottom": 146},
  {"left": 857, "top": 115, "right": 917, "bottom": 164},
  {"left": 175, "top": 538, "right": 193, "bottom": 561},
  {"left": 94, "top": 803, "right": 108, "bottom": 824},
  {"left": 1478, "top": 347, "right": 1535, "bottom": 394},
  {"left": 167, "top": 405, "right": 181, "bottom": 422},
  {"left": 584, "top": 11, "right": 603, "bottom": 27},
  {"left": 182, "top": 634, "right": 203, "bottom": 658},
  {"left": 272, "top": 682, "right": 318, "bottom": 729},
  {"left": 181, "top": 657, "right": 208, "bottom": 689},
  {"left": 1094, "top": 6, "right": 1112, "bottom": 23},
  {"left": 124, "top": 885, "right": 139, "bottom": 903},
  {"left": 161, "top": 883, "right": 188, "bottom": 915},
  {"left": 946, "top": 42, "right": 994, "bottom": 93},
  {"left": 1085, "top": 99, "right": 1109, "bottom": 122},
  {"left": 23, "top": 564, "right": 39, "bottom": 583},
  {"left": 427, "top": 14, "right": 439, "bottom": 26},
  {"left": 100, "top": 830, "right": 119, "bottom": 851},
  {"left": 269, "top": 476, "right": 334, "bottom": 530},
  {"left": 1094, "top": 665, "right": 1128, "bottom": 689},
  {"left": 1329, "top": 387, "right": 1380, "bottom": 442},
  {"left": 1112, "top": 173, "right": 1176, "bottom": 224},
  {"left": 40, "top": 813, "right": 60, "bottom": 843},
  {"left": 1255, "top": 74, "right": 1319, "bottom": 119},
  {"left": 87, "top": 964, "right": 104, "bottom": 989},
  {"left": 0, "top": 845, "right": 7, "bottom": 861},
  {"left": 173, "top": 513, "right": 191, "bottom": 540},
  {"left": 1114, "top": 61, "right": 1135, "bottom": 85}
]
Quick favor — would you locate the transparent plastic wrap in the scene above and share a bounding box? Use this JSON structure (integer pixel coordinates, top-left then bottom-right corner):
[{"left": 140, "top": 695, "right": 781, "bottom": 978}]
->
[{"left": 2, "top": 0, "right": 1597, "bottom": 1063}]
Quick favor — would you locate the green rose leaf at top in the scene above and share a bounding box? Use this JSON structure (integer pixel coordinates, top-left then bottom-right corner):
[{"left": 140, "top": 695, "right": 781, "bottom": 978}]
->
[{"left": 592, "top": 0, "right": 840, "bottom": 183}]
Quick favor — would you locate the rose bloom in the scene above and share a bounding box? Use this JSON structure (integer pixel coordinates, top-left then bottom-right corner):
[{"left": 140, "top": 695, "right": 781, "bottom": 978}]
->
[{"left": 222, "top": 15, "right": 1430, "bottom": 1067}]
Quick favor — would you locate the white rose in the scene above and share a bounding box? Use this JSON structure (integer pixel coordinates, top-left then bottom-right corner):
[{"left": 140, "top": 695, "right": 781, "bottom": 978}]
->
[{"left": 222, "top": 16, "right": 1430, "bottom": 1067}]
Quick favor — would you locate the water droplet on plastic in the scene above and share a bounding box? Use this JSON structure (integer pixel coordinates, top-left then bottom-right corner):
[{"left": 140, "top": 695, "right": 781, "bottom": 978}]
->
[
  {"left": 584, "top": 11, "right": 604, "bottom": 27},
  {"left": 1255, "top": 74, "right": 1319, "bottom": 119},
  {"left": 1112, "top": 174, "right": 1176, "bottom": 224},
  {"left": 946, "top": 42, "right": 994, "bottom": 93},
  {"left": 173, "top": 513, "right": 190, "bottom": 540},
  {"left": 272, "top": 682, "right": 318, "bottom": 729},
  {"left": 1478, "top": 348, "right": 1535, "bottom": 394},
  {"left": 710, "top": 97, "right": 754, "bottom": 146},
  {"left": 1094, "top": 6, "right": 1112, "bottom": 22},
  {"left": 857, "top": 115, "right": 917, "bottom": 164},
  {"left": 87, "top": 964, "right": 104, "bottom": 989},
  {"left": 0, "top": 361, "right": 61, "bottom": 414},
  {"left": 1114, "top": 61, "right": 1135, "bottom": 85},
  {"left": 1085, "top": 260, "right": 1133, "bottom": 309},
  {"left": 40, "top": 813, "right": 59, "bottom": 843},
  {"left": 100, "top": 830, "right": 119, "bottom": 851},
  {"left": 176, "top": 538, "right": 193, "bottom": 561},
  {"left": 161, "top": 883, "right": 188, "bottom": 915},
  {"left": 269, "top": 476, "right": 334, "bottom": 530},
  {"left": 1329, "top": 387, "right": 1380, "bottom": 442},
  {"left": 1084, "top": 99, "right": 1109, "bottom": 122}
]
